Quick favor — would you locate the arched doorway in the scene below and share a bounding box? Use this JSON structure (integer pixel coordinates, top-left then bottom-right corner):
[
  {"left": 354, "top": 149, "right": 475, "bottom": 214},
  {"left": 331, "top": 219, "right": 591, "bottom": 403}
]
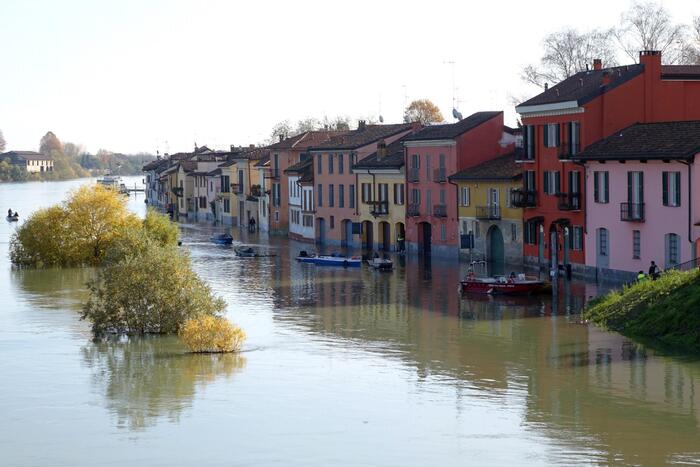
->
[
  {"left": 379, "top": 221, "right": 391, "bottom": 251},
  {"left": 317, "top": 218, "right": 326, "bottom": 244},
  {"left": 418, "top": 222, "right": 432, "bottom": 254},
  {"left": 395, "top": 222, "right": 405, "bottom": 252},
  {"left": 362, "top": 220, "right": 374, "bottom": 249},
  {"left": 487, "top": 225, "right": 505, "bottom": 275}
]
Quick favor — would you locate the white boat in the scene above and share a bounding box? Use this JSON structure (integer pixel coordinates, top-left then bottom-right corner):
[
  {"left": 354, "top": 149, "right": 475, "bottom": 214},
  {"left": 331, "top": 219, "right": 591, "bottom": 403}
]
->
[
  {"left": 97, "top": 174, "right": 128, "bottom": 194},
  {"left": 366, "top": 257, "right": 393, "bottom": 271},
  {"left": 296, "top": 251, "right": 361, "bottom": 268}
]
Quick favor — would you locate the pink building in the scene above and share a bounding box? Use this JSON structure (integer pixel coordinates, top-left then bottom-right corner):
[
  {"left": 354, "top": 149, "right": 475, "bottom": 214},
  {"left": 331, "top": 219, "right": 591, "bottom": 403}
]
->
[
  {"left": 576, "top": 121, "right": 700, "bottom": 281},
  {"left": 402, "top": 112, "right": 514, "bottom": 256},
  {"left": 309, "top": 122, "right": 413, "bottom": 247}
]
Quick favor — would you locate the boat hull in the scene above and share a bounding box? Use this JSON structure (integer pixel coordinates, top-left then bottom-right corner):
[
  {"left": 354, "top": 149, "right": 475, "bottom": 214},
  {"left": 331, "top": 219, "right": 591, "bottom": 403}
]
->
[
  {"left": 296, "top": 256, "right": 361, "bottom": 267},
  {"left": 460, "top": 280, "right": 546, "bottom": 295}
]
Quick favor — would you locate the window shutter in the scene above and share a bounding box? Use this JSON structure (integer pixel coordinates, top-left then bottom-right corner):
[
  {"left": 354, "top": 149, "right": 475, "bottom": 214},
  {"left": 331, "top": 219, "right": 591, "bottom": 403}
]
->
[
  {"left": 604, "top": 172, "right": 609, "bottom": 202},
  {"left": 675, "top": 172, "right": 681, "bottom": 206},
  {"left": 662, "top": 172, "right": 668, "bottom": 206},
  {"left": 523, "top": 126, "right": 529, "bottom": 157},
  {"left": 627, "top": 172, "right": 632, "bottom": 202},
  {"left": 639, "top": 172, "right": 644, "bottom": 203},
  {"left": 554, "top": 171, "right": 561, "bottom": 194},
  {"left": 543, "top": 172, "right": 550, "bottom": 194},
  {"left": 555, "top": 124, "right": 560, "bottom": 147},
  {"left": 543, "top": 125, "right": 549, "bottom": 148},
  {"left": 594, "top": 172, "right": 599, "bottom": 202}
]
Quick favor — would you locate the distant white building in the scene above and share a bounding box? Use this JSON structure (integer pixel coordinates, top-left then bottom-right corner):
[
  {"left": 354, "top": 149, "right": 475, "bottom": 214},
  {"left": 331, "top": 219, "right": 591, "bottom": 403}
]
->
[
  {"left": 285, "top": 158, "right": 314, "bottom": 242},
  {"left": 1, "top": 151, "right": 53, "bottom": 173}
]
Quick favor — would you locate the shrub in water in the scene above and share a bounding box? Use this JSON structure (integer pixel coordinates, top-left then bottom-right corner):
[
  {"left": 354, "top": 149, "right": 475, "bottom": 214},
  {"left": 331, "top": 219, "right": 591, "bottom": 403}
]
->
[{"left": 179, "top": 315, "right": 246, "bottom": 353}]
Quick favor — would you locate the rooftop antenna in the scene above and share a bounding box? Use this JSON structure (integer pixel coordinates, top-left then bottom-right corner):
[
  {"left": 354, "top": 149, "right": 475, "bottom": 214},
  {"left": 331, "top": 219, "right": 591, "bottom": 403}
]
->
[
  {"left": 444, "top": 60, "right": 461, "bottom": 121},
  {"left": 402, "top": 84, "right": 408, "bottom": 112}
]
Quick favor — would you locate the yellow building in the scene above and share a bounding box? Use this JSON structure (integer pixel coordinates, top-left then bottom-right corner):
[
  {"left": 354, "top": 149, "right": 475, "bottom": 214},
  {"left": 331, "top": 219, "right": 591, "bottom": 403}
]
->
[
  {"left": 224, "top": 146, "right": 267, "bottom": 228},
  {"left": 448, "top": 153, "right": 523, "bottom": 268},
  {"left": 352, "top": 140, "right": 407, "bottom": 252}
]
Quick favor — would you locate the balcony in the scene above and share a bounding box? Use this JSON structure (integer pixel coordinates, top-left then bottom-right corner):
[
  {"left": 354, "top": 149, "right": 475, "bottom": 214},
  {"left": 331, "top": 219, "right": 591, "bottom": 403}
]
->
[
  {"left": 476, "top": 205, "right": 501, "bottom": 220},
  {"left": 433, "top": 204, "right": 448, "bottom": 218},
  {"left": 407, "top": 203, "right": 420, "bottom": 217},
  {"left": 265, "top": 168, "right": 280, "bottom": 179},
  {"left": 558, "top": 142, "right": 581, "bottom": 160},
  {"left": 511, "top": 189, "right": 537, "bottom": 208},
  {"left": 370, "top": 200, "right": 389, "bottom": 217},
  {"left": 433, "top": 167, "right": 447, "bottom": 183},
  {"left": 408, "top": 168, "right": 420, "bottom": 183},
  {"left": 557, "top": 192, "right": 581, "bottom": 211},
  {"left": 514, "top": 147, "right": 535, "bottom": 162},
  {"left": 620, "top": 202, "right": 645, "bottom": 222}
]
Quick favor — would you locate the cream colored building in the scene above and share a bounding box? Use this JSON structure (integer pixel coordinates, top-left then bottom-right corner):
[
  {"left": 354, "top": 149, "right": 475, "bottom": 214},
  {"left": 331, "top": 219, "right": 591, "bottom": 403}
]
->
[{"left": 1, "top": 151, "right": 53, "bottom": 173}]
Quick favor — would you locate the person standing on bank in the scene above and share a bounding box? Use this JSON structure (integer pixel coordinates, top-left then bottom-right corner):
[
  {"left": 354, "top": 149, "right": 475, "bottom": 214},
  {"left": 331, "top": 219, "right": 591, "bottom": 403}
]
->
[{"left": 648, "top": 261, "right": 661, "bottom": 280}]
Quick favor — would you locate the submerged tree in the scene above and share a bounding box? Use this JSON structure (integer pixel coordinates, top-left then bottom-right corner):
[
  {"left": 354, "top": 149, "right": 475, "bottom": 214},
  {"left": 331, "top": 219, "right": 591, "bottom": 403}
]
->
[{"left": 403, "top": 99, "right": 444, "bottom": 124}]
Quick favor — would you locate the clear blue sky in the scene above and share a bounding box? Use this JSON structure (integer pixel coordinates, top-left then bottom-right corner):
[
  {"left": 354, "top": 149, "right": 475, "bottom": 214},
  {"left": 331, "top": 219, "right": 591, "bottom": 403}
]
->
[{"left": 1, "top": 0, "right": 697, "bottom": 154}]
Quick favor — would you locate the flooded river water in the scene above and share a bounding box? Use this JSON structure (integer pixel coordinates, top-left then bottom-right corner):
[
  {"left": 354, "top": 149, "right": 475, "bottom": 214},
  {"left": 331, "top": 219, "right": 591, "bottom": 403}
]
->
[{"left": 0, "top": 177, "right": 699, "bottom": 466}]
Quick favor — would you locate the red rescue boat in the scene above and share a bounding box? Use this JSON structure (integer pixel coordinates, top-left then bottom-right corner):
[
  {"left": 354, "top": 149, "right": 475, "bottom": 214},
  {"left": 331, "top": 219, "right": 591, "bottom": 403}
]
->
[{"left": 460, "top": 273, "right": 550, "bottom": 295}]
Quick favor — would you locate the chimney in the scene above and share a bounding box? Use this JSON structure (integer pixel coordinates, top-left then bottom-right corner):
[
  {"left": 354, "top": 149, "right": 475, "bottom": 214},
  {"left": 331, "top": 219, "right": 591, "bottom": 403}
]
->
[
  {"left": 376, "top": 139, "right": 387, "bottom": 161},
  {"left": 230, "top": 144, "right": 235, "bottom": 152},
  {"left": 544, "top": 82, "right": 549, "bottom": 91},
  {"left": 639, "top": 50, "right": 661, "bottom": 73},
  {"left": 601, "top": 71, "right": 611, "bottom": 86},
  {"left": 593, "top": 59, "right": 602, "bottom": 71},
  {"left": 358, "top": 120, "right": 366, "bottom": 131},
  {"left": 249, "top": 144, "right": 255, "bottom": 148}
]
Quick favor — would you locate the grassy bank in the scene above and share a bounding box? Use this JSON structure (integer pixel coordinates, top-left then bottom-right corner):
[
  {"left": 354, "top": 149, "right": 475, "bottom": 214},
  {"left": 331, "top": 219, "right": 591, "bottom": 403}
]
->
[{"left": 584, "top": 268, "right": 700, "bottom": 352}]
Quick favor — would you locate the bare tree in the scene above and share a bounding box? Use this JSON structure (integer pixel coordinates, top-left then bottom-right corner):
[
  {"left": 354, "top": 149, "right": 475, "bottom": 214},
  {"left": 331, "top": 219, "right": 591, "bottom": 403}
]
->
[
  {"left": 679, "top": 17, "right": 700, "bottom": 64},
  {"left": 522, "top": 28, "right": 618, "bottom": 88},
  {"left": 268, "top": 120, "right": 293, "bottom": 144},
  {"left": 615, "top": 1, "right": 687, "bottom": 64},
  {"left": 295, "top": 117, "right": 321, "bottom": 134},
  {"left": 0, "top": 129, "right": 5, "bottom": 152}
]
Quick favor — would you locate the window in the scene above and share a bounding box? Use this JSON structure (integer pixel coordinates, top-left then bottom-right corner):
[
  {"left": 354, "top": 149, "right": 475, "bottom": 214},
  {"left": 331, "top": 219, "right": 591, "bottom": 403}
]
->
[
  {"left": 275, "top": 211, "right": 279, "bottom": 221},
  {"left": 338, "top": 154, "right": 344, "bottom": 174},
  {"left": 339, "top": 184, "right": 345, "bottom": 208},
  {"left": 439, "top": 189, "right": 446, "bottom": 204},
  {"left": 568, "top": 121, "right": 580, "bottom": 155},
  {"left": 524, "top": 221, "right": 538, "bottom": 245},
  {"left": 328, "top": 154, "right": 334, "bottom": 174},
  {"left": 330, "top": 215, "right": 335, "bottom": 229},
  {"left": 328, "top": 184, "right": 334, "bottom": 207},
  {"left": 666, "top": 233, "right": 680, "bottom": 266},
  {"left": 199, "top": 196, "right": 207, "bottom": 209},
  {"left": 272, "top": 183, "right": 280, "bottom": 207},
  {"left": 411, "top": 188, "right": 420, "bottom": 205},
  {"left": 362, "top": 183, "right": 372, "bottom": 203},
  {"left": 627, "top": 171, "right": 644, "bottom": 203},
  {"left": 633, "top": 230, "right": 641, "bottom": 259},
  {"left": 473, "top": 221, "right": 480, "bottom": 238},
  {"left": 543, "top": 124, "right": 560, "bottom": 148},
  {"left": 221, "top": 175, "right": 230, "bottom": 193},
  {"left": 543, "top": 171, "right": 560, "bottom": 195},
  {"left": 440, "top": 224, "right": 446, "bottom": 241},
  {"left": 425, "top": 154, "right": 431, "bottom": 179},
  {"left": 317, "top": 155, "right": 322, "bottom": 174},
  {"left": 411, "top": 154, "right": 420, "bottom": 168},
  {"left": 426, "top": 190, "right": 432, "bottom": 215},
  {"left": 506, "top": 188, "right": 513, "bottom": 208},
  {"left": 238, "top": 170, "right": 244, "bottom": 191},
  {"left": 460, "top": 187, "right": 470, "bottom": 206},
  {"left": 524, "top": 170, "right": 536, "bottom": 191},
  {"left": 317, "top": 184, "right": 323, "bottom": 207},
  {"left": 663, "top": 171, "right": 681, "bottom": 207},
  {"left": 394, "top": 183, "right": 405, "bottom": 205},
  {"left": 572, "top": 226, "right": 583, "bottom": 250},
  {"left": 594, "top": 171, "right": 609, "bottom": 203},
  {"left": 511, "top": 223, "right": 517, "bottom": 242},
  {"left": 349, "top": 184, "right": 355, "bottom": 209},
  {"left": 378, "top": 183, "right": 388, "bottom": 202},
  {"left": 598, "top": 228, "right": 608, "bottom": 256},
  {"left": 224, "top": 198, "right": 230, "bottom": 213}
]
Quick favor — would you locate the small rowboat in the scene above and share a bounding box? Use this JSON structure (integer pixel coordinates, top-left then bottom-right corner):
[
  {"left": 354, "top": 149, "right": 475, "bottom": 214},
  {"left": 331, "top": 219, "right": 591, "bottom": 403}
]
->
[
  {"left": 460, "top": 274, "right": 549, "bottom": 295},
  {"left": 366, "top": 257, "right": 393, "bottom": 271},
  {"left": 6, "top": 215, "right": 19, "bottom": 222},
  {"left": 234, "top": 246, "right": 276, "bottom": 258},
  {"left": 210, "top": 233, "right": 233, "bottom": 245},
  {"left": 295, "top": 251, "right": 361, "bottom": 268}
]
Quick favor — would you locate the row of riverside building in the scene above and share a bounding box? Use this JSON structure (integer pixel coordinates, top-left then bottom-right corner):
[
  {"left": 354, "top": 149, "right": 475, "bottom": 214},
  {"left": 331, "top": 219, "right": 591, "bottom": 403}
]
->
[{"left": 144, "top": 50, "right": 700, "bottom": 282}]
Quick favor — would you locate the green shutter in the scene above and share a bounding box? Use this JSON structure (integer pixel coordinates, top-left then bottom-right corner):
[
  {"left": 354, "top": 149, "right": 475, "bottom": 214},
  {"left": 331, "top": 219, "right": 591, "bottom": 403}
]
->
[
  {"left": 543, "top": 125, "right": 549, "bottom": 148},
  {"left": 662, "top": 172, "right": 668, "bottom": 206},
  {"left": 675, "top": 172, "right": 681, "bottom": 206},
  {"left": 543, "top": 172, "right": 550, "bottom": 194},
  {"left": 594, "top": 172, "right": 599, "bottom": 202},
  {"left": 604, "top": 172, "right": 609, "bottom": 202},
  {"left": 627, "top": 172, "right": 632, "bottom": 202}
]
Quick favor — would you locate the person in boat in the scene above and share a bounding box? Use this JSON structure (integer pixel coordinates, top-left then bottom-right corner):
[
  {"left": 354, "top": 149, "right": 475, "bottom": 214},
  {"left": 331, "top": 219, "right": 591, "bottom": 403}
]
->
[
  {"left": 637, "top": 271, "right": 648, "bottom": 282},
  {"left": 508, "top": 271, "right": 517, "bottom": 283},
  {"left": 648, "top": 261, "right": 661, "bottom": 280},
  {"left": 8, "top": 209, "right": 13, "bottom": 217}
]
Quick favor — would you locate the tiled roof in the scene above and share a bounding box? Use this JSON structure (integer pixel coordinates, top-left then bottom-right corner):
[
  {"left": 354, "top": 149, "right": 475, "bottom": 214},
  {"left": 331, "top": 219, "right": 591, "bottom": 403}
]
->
[
  {"left": 661, "top": 65, "right": 700, "bottom": 79},
  {"left": 298, "top": 163, "right": 314, "bottom": 184},
  {"left": 308, "top": 123, "right": 412, "bottom": 151},
  {"left": 517, "top": 65, "right": 644, "bottom": 108},
  {"left": 1, "top": 151, "right": 52, "bottom": 161},
  {"left": 403, "top": 112, "right": 502, "bottom": 141},
  {"left": 284, "top": 158, "right": 312, "bottom": 174},
  {"left": 267, "top": 130, "right": 349, "bottom": 150},
  {"left": 207, "top": 168, "right": 222, "bottom": 176},
  {"left": 143, "top": 158, "right": 170, "bottom": 171},
  {"left": 574, "top": 121, "right": 700, "bottom": 161},
  {"left": 179, "top": 160, "right": 198, "bottom": 172},
  {"left": 353, "top": 138, "right": 406, "bottom": 170},
  {"left": 448, "top": 152, "right": 522, "bottom": 181},
  {"left": 255, "top": 155, "right": 270, "bottom": 167}
]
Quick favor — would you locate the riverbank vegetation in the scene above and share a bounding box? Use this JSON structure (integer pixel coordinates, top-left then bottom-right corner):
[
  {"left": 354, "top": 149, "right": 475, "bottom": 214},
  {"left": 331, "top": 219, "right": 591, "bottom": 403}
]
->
[
  {"left": 0, "top": 130, "right": 154, "bottom": 182},
  {"left": 584, "top": 268, "right": 700, "bottom": 352},
  {"left": 11, "top": 184, "right": 244, "bottom": 351}
]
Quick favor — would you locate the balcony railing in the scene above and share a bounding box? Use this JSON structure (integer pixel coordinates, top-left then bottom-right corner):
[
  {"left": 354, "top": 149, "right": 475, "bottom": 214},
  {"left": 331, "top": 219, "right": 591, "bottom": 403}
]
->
[
  {"left": 620, "top": 202, "right": 645, "bottom": 222},
  {"left": 476, "top": 205, "right": 501, "bottom": 220},
  {"left": 511, "top": 189, "right": 537, "bottom": 208},
  {"left": 407, "top": 203, "right": 420, "bottom": 217},
  {"left": 558, "top": 142, "right": 581, "bottom": 160},
  {"left": 433, "top": 204, "right": 447, "bottom": 217},
  {"left": 557, "top": 192, "right": 581, "bottom": 211},
  {"left": 370, "top": 200, "right": 389, "bottom": 217},
  {"left": 408, "top": 168, "right": 420, "bottom": 182},
  {"left": 433, "top": 167, "right": 447, "bottom": 183}
]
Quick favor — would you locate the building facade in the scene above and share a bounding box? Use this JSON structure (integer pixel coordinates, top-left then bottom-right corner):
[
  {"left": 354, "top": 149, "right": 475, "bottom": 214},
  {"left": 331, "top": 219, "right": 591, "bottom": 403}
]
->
[
  {"left": 449, "top": 152, "right": 523, "bottom": 269},
  {"left": 403, "top": 112, "right": 514, "bottom": 256},
  {"left": 1, "top": 151, "right": 54, "bottom": 173}
]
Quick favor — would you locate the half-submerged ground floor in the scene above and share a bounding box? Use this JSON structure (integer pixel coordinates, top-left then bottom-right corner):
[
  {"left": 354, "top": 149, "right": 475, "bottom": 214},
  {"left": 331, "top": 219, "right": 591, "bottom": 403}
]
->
[
  {"left": 405, "top": 216, "right": 459, "bottom": 257},
  {"left": 522, "top": 211, "right": 586, "bottom": 278},
  {"left": 356, "top": 218, "right": 406, "bottom": 252},
  {"left": 459, "top": 217, "right": 522, "bottom": 266}
]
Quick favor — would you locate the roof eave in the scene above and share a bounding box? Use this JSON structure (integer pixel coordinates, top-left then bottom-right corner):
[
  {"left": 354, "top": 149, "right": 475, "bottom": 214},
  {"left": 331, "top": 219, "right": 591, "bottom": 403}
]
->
[{"left": 516, "top": 100, "right": 579, "bottom": 116}]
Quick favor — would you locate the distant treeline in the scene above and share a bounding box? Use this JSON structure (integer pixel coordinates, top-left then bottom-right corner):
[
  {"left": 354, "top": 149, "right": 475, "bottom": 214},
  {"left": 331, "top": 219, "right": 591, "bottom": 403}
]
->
[{"left": 0, "top": 131, "right": 155, "bottom": 182}]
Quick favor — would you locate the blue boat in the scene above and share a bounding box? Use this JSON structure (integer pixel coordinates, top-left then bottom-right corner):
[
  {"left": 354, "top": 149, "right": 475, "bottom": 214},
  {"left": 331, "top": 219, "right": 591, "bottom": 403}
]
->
[
  {"left": 295, "top": 251, "right": 361, "bottom": 267},
  {"left": 210, "top": 233, "right": 233, "bottom": 245}
]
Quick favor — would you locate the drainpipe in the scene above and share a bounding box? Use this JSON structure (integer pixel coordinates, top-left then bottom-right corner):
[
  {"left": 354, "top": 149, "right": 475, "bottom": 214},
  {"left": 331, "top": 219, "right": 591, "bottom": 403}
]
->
[
  {"left": 448, "top": 177, "right": 461, "bottom": 255},
  {"left": 680, "top": 159, "right": 693, "bottom": 250}
]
